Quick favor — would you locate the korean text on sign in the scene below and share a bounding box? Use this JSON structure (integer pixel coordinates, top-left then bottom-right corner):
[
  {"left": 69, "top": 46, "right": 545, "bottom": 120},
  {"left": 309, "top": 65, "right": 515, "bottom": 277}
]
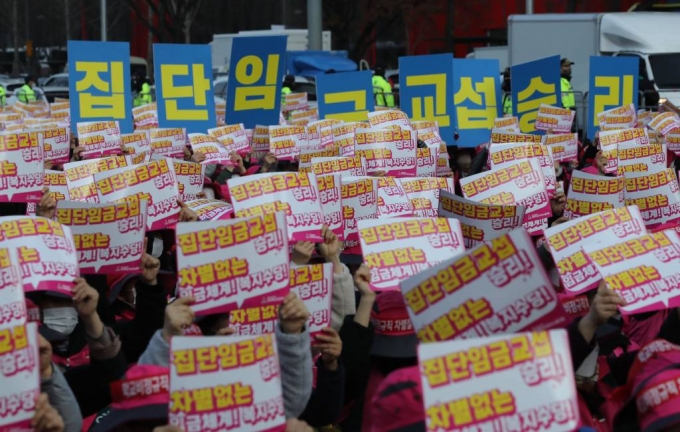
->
[
  {"left": 169, "top": 333, "right": 286, "bottom": 432},
  {"left": 358, "top": 218, "right": 465, "bottom": 291},
  {"left": 93, "top": 158, "right": 180, "bottom": 230},
  {"left": 544, "top": 206, "right": 646, "bottom": 296},
  {"left": 227, "top": 172, "right": 324, "bottom": 242},
  {"left": 56, "top": 200, "right": 147, "bottom": 274},
  {"left": 175, "top": 213, "right": 290, "bottom": 316},
  {"left": 316, "top": 70, "right": 374, "bottom": 123},
  {"left": 225, "top": 36, "right": 287, "bottom": 128},
  {"left": 400, "top": 177, "right": 456, "bottom": 218},
  {"left": 290, "top": 263, "right": 333, "bottom": 337},
  {"left": 0, "top": 131, "right": 44, "bottom": 202},
  {"left": 584, "top": 230, "right": 680, "bottom": 315},
  {"left": 76, "top": 121, "right": 123, "bottom": 160},
  {"left": 184, "top": 199, "right": 234, "bottom": 222},
  {"left": 150, "top": 128, "right": 187, "bottom": 160},
  {"left": 376, "top": 176, "right": 414, "bottom": 218},
  {"left": 0, "top": 247, "right": 28, "bottom": 328},
  {"left": 342, "top": 176, "right": 378, "bottom": 254},
  {"left": 545, "top": 133, "right": 578, "bottom": 163},
  {"left": 452, "top": 58, "right": 502, "bottom": 147},
  {"left": 511, "top": 55, "right": 561, "bottom": 134},
  {"left": 0, "top": 322, "right": 41, "bottom": 431},
  {"left": 460, "top": 160, "right": 550, "bottom": 231},
  {"left": 399, "top": 54, "right": 455, "bottom": 145},
  {"left": 154, "top": 43, "right": 216, "bottom": 133},
  {"left": 0, "top": 216, "right": 79, "bottom": 296},
  {"left": 67, "top": 40, "right": 133, "bottom": 133},
  {"left": 418, "top": 330, "right": 578, "bottom": 432},
  {"left": 564, "top": 170, "right": 625, "bottom": 219},
  {"left": 588, "top": 56, "right": 638, "bottom": 139},
  {"left": 535, "top": 104, "right": 574, "bottom": 133},
  {"left": 400, "top": 229, "right": 568, "bottom": 343},
  {"left": 438, "top": 190, "right": 525, "bottom": 249},
  {"left": 315, "top": 173, "right": 343, "bottom": 239},
  {"left": 624, "top": 169, "right": 680, "bottom": 228},
  {"left": 64, "top": 156, "right": 130, "bottom": 204}
]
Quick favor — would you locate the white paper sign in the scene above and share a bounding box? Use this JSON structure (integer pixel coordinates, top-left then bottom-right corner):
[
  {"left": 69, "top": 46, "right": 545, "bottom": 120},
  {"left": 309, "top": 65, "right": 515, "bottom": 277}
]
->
[
  {"left": 418, "top": 330, "right": 578, "bottom": 432},
  {"left": 564, "top": 170, "right": 625, "bottom": 219},
  {"left": 400, "top": 177, "right": 456, "bottom": 218},
  {"left": 169, "top": 334, "right": 286, "bottom": 432},
  {"left": 535, "top": 104, "right": 575, "bottom": 133},
  {"left": 624, "top": 169, "right": 680, "bottom": 228},
  {"left": 150, "top": 128, "right": 186, "bottom": 159},
  {"left": 56, "top": 200, "right": 147, "bottom": 274},
  {"left": 359, "top": 217, "right": 465, "bottom": 291},
  {"left": 0, "top": 131, "right": 44, "bottom": 202},
  {"left": 184, "top": 199, "right": 234, "bottom": 221},
  {"left": 76, "top": 121, "right": 122, "bottom": 159},
  {"left": 377, "top": 177, "right": 414, "bottom": 217},
  {"left": 175, "top": 213, "right": 290, "bottom": 315}
]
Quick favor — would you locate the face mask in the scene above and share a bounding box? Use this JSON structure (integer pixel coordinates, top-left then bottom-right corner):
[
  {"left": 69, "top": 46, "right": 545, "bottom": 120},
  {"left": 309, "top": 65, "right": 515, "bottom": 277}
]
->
[
  {"left": 43, "top": 307, "right": 78, "bottom": 336},
  {"left": 555, "top": 166, "right": 563, "bottom": 177},
  {"left": 152, "top": 236, "right": 164, "bottom": 259}
]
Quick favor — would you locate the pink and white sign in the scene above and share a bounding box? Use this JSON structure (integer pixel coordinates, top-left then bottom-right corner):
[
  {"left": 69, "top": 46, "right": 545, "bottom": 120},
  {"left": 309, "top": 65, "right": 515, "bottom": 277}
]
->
[
  {"left": 311, "top": 156, "right": 367, "bottom": 177},
  {"left": 564, "top": 170, "right": 625, "bottom": 219},
  {"left": 63, "top": 156, "right": 130, "bottom": 203},
  {"left": 175, "top": 212, "right": 290, "bottom": 315},
  {"left": 0, "top": 216, "right": 79, "bottom": 296},
  {"left": 316, "top": 173, "right": 343, "bottom": 240},
  {"left": 184, "top": 199, "right": 234, "bottom": 221},
  {"left": 208, "top": 124, "right": 251, "bottom": 155},
  {"left": 400, "top": 229, "right": 568, "bottom": 342},
  {"left": 400, "top": 177, "right": 456, "bottom": 218},
  {"left": 150, "top": 128, "right": 186, "bottom": 159},
  {"left": 546, "top": 133, "right": 578, "bottom": 163},
  {"left": 76, "top": 121, "right": 122, "bottom": 159},
  {"left": 188, "top": 133, "right": 234, "bottom": 167},
  {"left": 93, "top": 158, "right": 180, "bottom": 230},
  {"left": 376, "top": 177, "right": 413, "bottom": 217},
  {"left": 359, "top": 218, "right": 465, "bottom": 291},
  {"left": 489, "top": 142, "right": 556, "bottom": 197},
  {"left": 56, "top": 200, "right": 147, "bottom": 274},
  {"left": 535, "top": 104, "right": 575, "bottom": 133},
  {"left": 438, "top": 190, "right": 525, "bottom": 249},
  {"left": 367, "top": 110, "right": 411, "bottom": 130},
  {"left": 333, "top": 122, "right": 367, "bottom": 157},
  {"left": 0, "top": 131, "right": 44, "bottom": 202},
  {"left": 121, "top": 130, "right": 151, "bottom": 155},
  {"left": 269, "top": 125, "right": 307, "bottom": 161},
  {"left": 228, "top": 172, "right": 324, "bottom": 242},
  {"left": 341, "top": 176, "right": 378, "bottom": 254},
  {"left": 132, "top": 103, "right": 159, "bottom": 129},
  {"left": 173, "top": 160, "right": 205, "bottom": 202},
  {"left": 544, "top": 206, "right": 647, "bottom": 296},
  {"left": 39, "top": 126, "right": 70, "bottom": 164},
  {"left": 169, "top": 333, "right": 286, "bottom": 432},
  {"left": 418, "top": 330, "right": 578, "bottom": 432},
  {"left": 624, "top": 169, "right": 680, "bottom": 228},
  {"left": 584, "top": 230, "right": 680, "bottom": 315}
]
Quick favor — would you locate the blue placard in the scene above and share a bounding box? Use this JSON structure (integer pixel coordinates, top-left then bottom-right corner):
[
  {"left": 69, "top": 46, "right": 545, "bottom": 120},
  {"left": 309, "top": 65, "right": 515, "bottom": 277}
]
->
[
  {"left": 153, "top": 44, "right": 216, "bottom": 133},
  {"left": 588, "top": 56, "right": 639, "bottom": 139},
  {"left": 452, "top": 58, "right": 502, "bottom": 147},
  {"left": 399, "top": 54, "right": 455, "bottom": 144},
  {"left": 316, "top": 70, "right": 374, "bottom": 122},
  {"left": 511, "top": 55, "right": 561, "bottom": 134},
  {"left": 68, "top": 40, "right": 133, "bottom": 133},
  {"left": 225, "top": 36, "right": 287, "bottom": 129}
]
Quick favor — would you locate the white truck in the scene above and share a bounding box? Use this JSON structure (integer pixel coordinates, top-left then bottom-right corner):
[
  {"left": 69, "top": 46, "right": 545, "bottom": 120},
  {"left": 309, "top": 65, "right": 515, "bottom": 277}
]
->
[
  {"left": 210, "top": 26, "right": 332, "bottom": 74},
  {"left": 508, "top": 12, "right": 680, "bottom": 128}
]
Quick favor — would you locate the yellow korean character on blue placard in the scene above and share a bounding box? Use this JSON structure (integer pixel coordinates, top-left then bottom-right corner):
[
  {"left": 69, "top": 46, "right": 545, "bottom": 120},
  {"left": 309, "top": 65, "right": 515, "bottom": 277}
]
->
[
  {"left": 225, "top": 36, "right": 287, "bottom": 129},
  {"left": 68, "top": 41, "right": 133, "bottom": 133},
  {"left": 317, "top": 70, "right": 374, "bottom": 123},
  {"left": 511, "top": 55, "right": 561, "bottom": 134},
  {"left": 154, "top": 43, "right": 216, "bottom": 134},
  {"left": 452, "top": 59, "right": 501, "bottom": 147},
  {"left": 400, "top": 54, "right": 454, "bottom": 145},
  {"left": 587, "top": 56, "right": 638, "bottom": 139}
]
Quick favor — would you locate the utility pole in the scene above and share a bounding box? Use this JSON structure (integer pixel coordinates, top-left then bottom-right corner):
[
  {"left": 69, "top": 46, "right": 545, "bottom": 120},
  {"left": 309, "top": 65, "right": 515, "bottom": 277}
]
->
[
  {"left": 526, "top": 0, "right": 534, "bottom": 14},
  {"left": 12, "top": 0, "right": 20, "bottom": 74},
  {"left": 307, "top": 0, "right": 322, "bottom": 50},
  {"left": 101, "top": 0, "right": 107, "bottom": 41},
  {"left": 65, "top": 0, "right": 70, "bottom": 43}
]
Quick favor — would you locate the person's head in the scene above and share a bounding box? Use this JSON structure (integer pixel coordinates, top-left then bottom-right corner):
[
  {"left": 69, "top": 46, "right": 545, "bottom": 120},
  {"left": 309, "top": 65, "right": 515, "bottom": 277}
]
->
[
  {"left": 26, "top": 75, "right": 36, "bottom": 87},
  {"left": 502, "top": 67, "right": 511, "bottom": 92},
  {"left": 374, "top": 66, "right": 386, "bottom": 78},
  {"left": 370, "top": 291, "right": 418, "bottom": 375},
  {"left": 561, "top": 58, "right": 574, "bottom": 80},
  {"left": 456, "top": 150, "right": 473, "bottom": 174},
  {"left": 108, "top": 274, "right": 138, "bottom": 307},
  {"left": 370, "top": 366, "right": 426, "bottom": 432},
  {"left": 38, "top": 293, "right": 78, "bottom": 337},
  {"left": 283, "top": 75, "right": 295, "bottom": 89},
  {"left": 88, "top": 365, "right": 170, "bottom": 432}
]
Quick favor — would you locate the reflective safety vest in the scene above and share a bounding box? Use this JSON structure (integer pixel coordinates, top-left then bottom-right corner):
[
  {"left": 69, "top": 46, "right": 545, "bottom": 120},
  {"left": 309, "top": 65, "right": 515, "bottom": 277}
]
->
[
  {"left": 17, "top": 84, "right": 36, "bottom": 103},
  {"left": 0, "top": 86, "right": 6, "bottom": 108},
  {"left": 502, "top": 94, "right": 513, "bottom": 115},
  {"left": 372, "top": 75, "right": 395, "bottom": 107},
  {"left": 561, "top": 77, "right": 575, "bottom": 110},
  {"left": 281, "top": 86, "right": 292, "bottom": 97}
]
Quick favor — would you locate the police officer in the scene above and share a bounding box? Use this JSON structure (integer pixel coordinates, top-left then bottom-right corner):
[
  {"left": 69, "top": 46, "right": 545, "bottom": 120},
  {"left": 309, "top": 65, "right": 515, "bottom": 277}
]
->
[
  {"left": 0, "top": 85, "right": 6, "bottom": 109},
  {"left": 281, "top": 75, "right": 295, "bottom": 106},
  {"left": 501, "top": 67, "right": 512, "bottom": 115},
  {"left": 133, "top": 79, "right": 152, "bottom": 107},
  {"left": 17, "top": 76, "right": 37, "bottom": 103},
  {"left": 372, "top": 66, "right": 394, "bottom": 108},
  {"left": 560, "top": 58, "right": 575, "bottom": 110}
]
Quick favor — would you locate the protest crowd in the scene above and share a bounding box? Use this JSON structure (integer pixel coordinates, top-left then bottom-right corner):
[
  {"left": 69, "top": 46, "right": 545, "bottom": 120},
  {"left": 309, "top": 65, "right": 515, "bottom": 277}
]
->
[{"left": 1, "top": 36, "right": 680, "bottom": 432}]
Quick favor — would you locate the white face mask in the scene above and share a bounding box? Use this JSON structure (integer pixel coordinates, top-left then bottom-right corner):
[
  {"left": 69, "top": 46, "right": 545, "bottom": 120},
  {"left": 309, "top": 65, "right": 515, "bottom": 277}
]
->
[
  {"left": 43, "top": 307, "right": 78, "bottom": 335},
  {"left": 151, "top": 236, "right": 164, "bottom": 259}
]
